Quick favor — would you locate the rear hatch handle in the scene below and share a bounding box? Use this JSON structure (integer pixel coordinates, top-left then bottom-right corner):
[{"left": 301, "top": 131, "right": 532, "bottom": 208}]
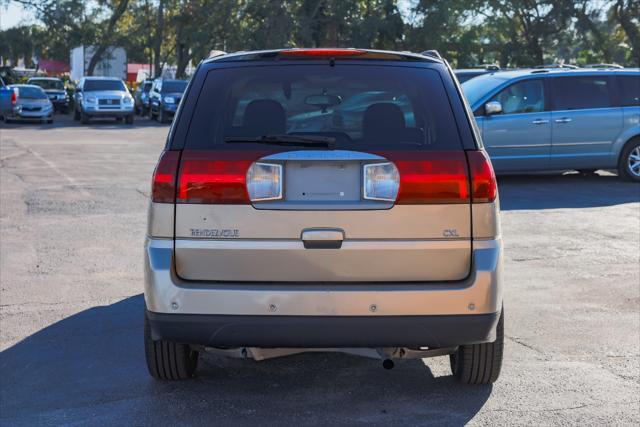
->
[{"left": 301, "top": 228, "right": 344, "bottom": 249}]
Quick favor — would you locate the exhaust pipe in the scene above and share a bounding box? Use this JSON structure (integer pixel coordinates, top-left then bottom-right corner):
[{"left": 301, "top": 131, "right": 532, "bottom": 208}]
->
[{"left": 382, "top": 359, "right": 394, "bottom": 370}]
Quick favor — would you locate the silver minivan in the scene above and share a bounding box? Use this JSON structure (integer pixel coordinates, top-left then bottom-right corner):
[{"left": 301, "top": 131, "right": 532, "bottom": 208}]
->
[
  {"left": 462, "top": 69, "right": 640, "bottom": 181},
  {"left": 144, "top": 49, "right": 504, "bottom": 384}
]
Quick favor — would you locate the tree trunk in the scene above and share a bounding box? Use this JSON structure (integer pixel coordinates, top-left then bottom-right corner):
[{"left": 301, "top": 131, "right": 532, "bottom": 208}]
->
[
  {"left": 153, "top": 0, "right": 165, "bottom": 78},
  {"left": 86, "top": 0, "right": 130, "bottom": 76},
  {"left": 615, "top": 0, "right": 640, "bottom": 65}
]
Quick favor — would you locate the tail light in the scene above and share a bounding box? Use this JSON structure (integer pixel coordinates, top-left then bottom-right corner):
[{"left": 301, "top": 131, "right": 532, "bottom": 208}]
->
[
  {"left": 151, "top": 151, "right": 180, "bottom": 203},
  {"left": 466, "top": 150, "right": 497, "bottom": 203},
  {"left": 11, "top": 89, "right": 17, "bottom": 105},
  {"left": 280, "top": 48, "right": 366, "bottom": 57},
  {"left": 363, "top": 162, "right": 399, "bottom": 201},
  {"left": 246, "top": 162, "right": 283, "bottom": 201},
  {"left": 176, "top": 151, "right": 272, "bottom": 204},
  {"left": 382, "top": 151, "right": 470, "bottom": 204}
]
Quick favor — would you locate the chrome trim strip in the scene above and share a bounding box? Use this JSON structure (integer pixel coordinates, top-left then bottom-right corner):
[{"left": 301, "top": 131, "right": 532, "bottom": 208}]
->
[
  {"left": 487, "top": 144, "right": 551, "bottom": 149},
  {"left": 551, "top": 141, "right": 610, "bottom": 146},
  {"left": 262, "top": 150, "right": 386, "bottom": 161}
]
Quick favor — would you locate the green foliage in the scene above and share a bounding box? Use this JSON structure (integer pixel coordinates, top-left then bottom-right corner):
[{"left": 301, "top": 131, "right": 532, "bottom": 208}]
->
[{"left": 1, "top": 0, "right": 638, "bottom": 73}]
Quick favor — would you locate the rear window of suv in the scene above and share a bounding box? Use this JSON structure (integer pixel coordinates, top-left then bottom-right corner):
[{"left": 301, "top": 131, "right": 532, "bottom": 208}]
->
[{"left": 185, "top": 64, "right": 462, "bottom": 150}]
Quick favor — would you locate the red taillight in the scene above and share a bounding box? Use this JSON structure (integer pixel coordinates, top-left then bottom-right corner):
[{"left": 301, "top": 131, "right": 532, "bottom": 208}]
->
[
  {"left": 280, "top": 48, "right": 366, "bottom": 57},
  {"left": 381, "top": 151, "right": 470, "bottom": 204},
  {"left": 151, "top": 151, "right": 180, "bottom": 203},
  {"left": 177, "top": 151, "right": 271, "bottom": 204},
  {"left": 11, "top": 90, "right": 17, "bottom": 105},
  {"left": 466, "top": 150, "right": 497, "bottom": 203}
]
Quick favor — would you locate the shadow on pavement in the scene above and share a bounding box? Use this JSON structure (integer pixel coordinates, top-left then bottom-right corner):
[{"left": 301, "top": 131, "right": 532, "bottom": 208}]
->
[
  {"left": 498, "top": 173, "right": 639, "bottom": 210},
  {"left": 0, "top": 295, "right": 491, "bottom": 425}
]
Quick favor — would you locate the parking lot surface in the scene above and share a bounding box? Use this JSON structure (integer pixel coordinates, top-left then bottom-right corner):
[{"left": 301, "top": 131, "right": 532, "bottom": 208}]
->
[{"left": 1, "top": 115, "right": 639, "bottom": 425}]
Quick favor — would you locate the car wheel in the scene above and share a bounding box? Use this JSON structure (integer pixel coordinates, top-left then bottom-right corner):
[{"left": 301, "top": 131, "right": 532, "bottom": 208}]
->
[
  {"left": 80, "top": 111, "right": 90, "bottom": 124},
  {"left": 618, "top": 137, "right": 640, "bottom": 182},
  {"left": 144, "top": 313, "right": 198, "bottom": 380},
  {"left": 159, "top": 109, "right": 169, "bottom": 124},
  {"left": 74, "top": 108, "right": 80, "bottom": 121},
  {"left": 125, "top": 115, "right": 134, "bottom": 125},
  {"left": 450, "top": 308, "right": 504, "bottom": 384}
]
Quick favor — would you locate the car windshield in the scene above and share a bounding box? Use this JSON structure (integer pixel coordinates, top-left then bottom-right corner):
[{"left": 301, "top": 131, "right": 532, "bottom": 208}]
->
[
  {"left": 84, "top": 80, "right": 126, "bottom": 92},
  {"left": 461, "top": 74, "right": 509, "bottom": 107},
  {"left": 186, "top": 64, "right": 462, "bottom": 150},
  {"left": 162, "top": 81, "right": 187, "bottom": 93},
  {"left": 30, "top": 79, "right": 64, "bottom": 90},
  {"left": 17, "top": 86, "right": 47, "bottom": 99}
]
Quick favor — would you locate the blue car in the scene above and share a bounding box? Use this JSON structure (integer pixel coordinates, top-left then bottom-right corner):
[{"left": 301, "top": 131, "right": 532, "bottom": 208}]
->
[{"left": 462, "top": 68, "right": 640, "bottom": 181}]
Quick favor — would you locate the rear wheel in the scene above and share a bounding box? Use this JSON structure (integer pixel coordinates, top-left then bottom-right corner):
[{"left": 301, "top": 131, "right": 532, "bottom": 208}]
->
[
  {"left": 450, "top": 308, "right": 504, "bottom": 384},
  {"left": 144, "top": 313, "right": 199, "bottom": 380},
  {"left": 618, "top": 138, "right": 640, "bottom": 182},
  {"left": 158, "top": 109, "right": 166, "bottom": 123}
]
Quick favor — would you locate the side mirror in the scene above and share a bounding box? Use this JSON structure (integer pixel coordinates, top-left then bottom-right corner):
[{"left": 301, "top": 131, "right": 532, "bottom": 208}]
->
[{"left": 485, "top": 101, "right": 502, "bottom": 115}]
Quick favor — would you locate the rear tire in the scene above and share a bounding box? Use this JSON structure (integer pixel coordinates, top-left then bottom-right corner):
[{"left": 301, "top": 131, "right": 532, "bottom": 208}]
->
[
  {"left": 144, "top": 313, "right": 199, "bottom": 380},
  {"left": 450, "top": 308, "right": 504, "bottom": 384},
  {"left": 618, "top": 137, "right": 640, "bottom": 182},
  {"left": 158, "top": 109, "right": 166, "bottom": 123}
]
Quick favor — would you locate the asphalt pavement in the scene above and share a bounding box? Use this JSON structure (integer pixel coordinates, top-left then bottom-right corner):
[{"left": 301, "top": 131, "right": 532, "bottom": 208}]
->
[{"left": 1, "top": 114, "right": 639, "bottom": 425}]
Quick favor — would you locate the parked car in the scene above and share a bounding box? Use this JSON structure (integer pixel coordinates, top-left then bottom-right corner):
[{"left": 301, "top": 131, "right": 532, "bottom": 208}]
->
[
  {"left": 2, "top": 84, "right": 53, "bottom": 124},
  {"left": 134, "top": 80, "right": 153, "bottom": 116},
  {"left": 148, "top": 78, "right": 188, "bottom": 123},
  {"left": 462, "top": 68, "right": 640, "bottom": 181},
  {"left": 454, "top": 65, "right": 501, "bottom": 83},
  {"left": 143, "top": 48, "right": 504, "bottom": 384},
  {"left": 0, "top": 77, "right": 14, "bottom": 120},
  {"left": 73, "top": 77, "right": 134, "bottom": 124},
  {"left": 26, "top": 77, "right": 70, "bottom": 113}
]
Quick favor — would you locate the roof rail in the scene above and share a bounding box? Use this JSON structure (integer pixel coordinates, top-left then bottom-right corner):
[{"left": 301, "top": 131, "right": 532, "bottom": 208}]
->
[
  {"left": 531, "top": 69, "right": 550, "bottom": 74},
  {"left": 208, "top": 50, "right": 227, "bottom": 59},
  {"left": 421, "top": 50, "right": 442, "bottom": 60}
]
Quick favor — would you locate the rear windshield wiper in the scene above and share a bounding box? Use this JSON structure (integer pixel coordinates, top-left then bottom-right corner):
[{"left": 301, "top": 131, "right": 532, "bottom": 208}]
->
[{"left": 225, "top": 134, "right": 336, "bottom": 149}]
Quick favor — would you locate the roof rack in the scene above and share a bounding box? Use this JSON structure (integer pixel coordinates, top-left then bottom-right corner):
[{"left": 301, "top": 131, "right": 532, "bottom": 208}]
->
[
  {"left": 421, "top": 50, "right": 442, "bottom": 60},
  {"left": 208, "top": 50, "right": 227, "bottom": 59}
]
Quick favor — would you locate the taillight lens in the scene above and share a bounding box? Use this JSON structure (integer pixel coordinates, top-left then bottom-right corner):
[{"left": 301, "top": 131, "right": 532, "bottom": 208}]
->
[
  {"left": 466, "top": 150, "right": 497, "bottom": 203},
  {"left": 151, "top": 150, "right": 180, "bottom": 203},
  {"left": 11, "top": 89, "right": 17, "bottom": 105},
  {"left": 176, "top": 151, "right": 272, "bottom": 204},
  {"left": 247, "top": 162, "right": 283, "bottom": 201},
  {"left": 363, "top": 162, "right": 399, "bottom": 201},
  {"left": 280, "top": 48, "right": 366, "bottom": 57},
  {"left": 382, "top": 151, "right": 470, "bottom": 204}
]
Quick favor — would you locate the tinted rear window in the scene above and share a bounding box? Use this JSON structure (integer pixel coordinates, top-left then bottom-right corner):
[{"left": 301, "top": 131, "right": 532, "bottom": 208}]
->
[
  {"left": 29, "top": 79, "right": 64, "bottom": 90},
  {"left": 17, "top": 86, "right": 47, "bottom": 99},
  {"left": 553, "top": 76, "right": 612, "bottom": 110},
  {"left": 185, "top": 64, "right": 462, "bottom": 150},
  {"left": 617, "top": 75, "right": 640, "bottom": 107},
  {"left": 84, "top": 80, "right": 126, "bottom": 91}
]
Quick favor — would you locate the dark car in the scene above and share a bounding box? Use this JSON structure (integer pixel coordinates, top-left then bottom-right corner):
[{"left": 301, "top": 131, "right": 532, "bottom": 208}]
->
[
  {"left": 26, "top": 77, "right": 70, "bottom": 113},
  {"left": 143, "top": 48, "right": 504, "bottom": 384},
  {"left": 134, "top": 80, "right": 153, "bottom": 116},
  {"left": 148, "top": 78, "right": 188, "bottom": 123}
]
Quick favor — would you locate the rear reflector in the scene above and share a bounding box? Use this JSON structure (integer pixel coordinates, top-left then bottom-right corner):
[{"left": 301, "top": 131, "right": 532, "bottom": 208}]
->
[
  {"left": 466, "top": 150, "right": 497, "bottom": 203},
  {"left": 280, "top": 48, "right": 366, "bottom": 57},
  {"left": 382, "top": 151, "right": 470, "bottom": 204},
  {"left": 151, "top": 150, "right": 180, "bottom": 203}
]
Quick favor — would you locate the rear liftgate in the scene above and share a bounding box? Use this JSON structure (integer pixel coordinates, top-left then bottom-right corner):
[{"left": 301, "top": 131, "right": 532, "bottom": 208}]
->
[{"left": 172, "top": 149, "right": 475, "bottom": 283}]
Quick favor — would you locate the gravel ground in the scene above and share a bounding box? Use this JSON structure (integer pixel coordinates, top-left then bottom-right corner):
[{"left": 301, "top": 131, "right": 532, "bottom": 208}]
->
[{"left": 1, "top": 115, "right": 639, "bottom": 425}]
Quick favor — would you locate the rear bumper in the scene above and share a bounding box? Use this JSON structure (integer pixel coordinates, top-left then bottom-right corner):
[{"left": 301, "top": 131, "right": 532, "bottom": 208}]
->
[
  {"left": 144, "top": 237, "right": 503, "bottom": 317},
  {"left": 147, "top": 310, "right": 501, "bottom": 348}
]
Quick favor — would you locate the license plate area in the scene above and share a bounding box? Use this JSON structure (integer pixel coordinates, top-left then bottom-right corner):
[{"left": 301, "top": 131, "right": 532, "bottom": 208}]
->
[{"left": 285, "top": 161, "right": 360, "bottom": 202}]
